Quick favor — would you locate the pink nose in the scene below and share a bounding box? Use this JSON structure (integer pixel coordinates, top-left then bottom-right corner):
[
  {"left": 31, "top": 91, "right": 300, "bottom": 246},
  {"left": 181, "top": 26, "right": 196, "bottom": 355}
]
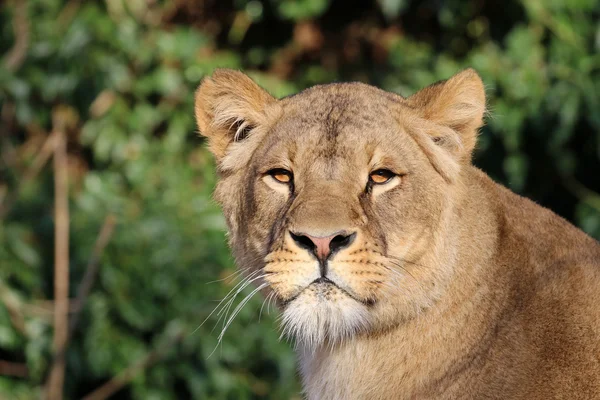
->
[
  {"left": 307, "top": 235, "right": 336, "bottom": 260},
  {"left": 290, "top": 231, "right": 356, "bottom": 262}
]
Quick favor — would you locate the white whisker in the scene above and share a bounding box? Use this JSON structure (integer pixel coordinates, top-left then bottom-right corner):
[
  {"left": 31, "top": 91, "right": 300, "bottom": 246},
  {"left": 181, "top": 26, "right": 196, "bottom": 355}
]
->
[
  {"left": 205, "top": 267, "right": 249, "bottom": 285},
  {"left": 219, "top": 282, "right": 269, "bottom": 343},
  {"left": 259, "top": 291, "right": 275, "bottom": 322},
  {"left": 217, "top": 272, "right": 266, "bottom": 318},
  {"left": 206, "top": 282, "right": 270, "bottom": 359},
  {"left": 191, "top": 269, "right": 262, "bottom": 335}
]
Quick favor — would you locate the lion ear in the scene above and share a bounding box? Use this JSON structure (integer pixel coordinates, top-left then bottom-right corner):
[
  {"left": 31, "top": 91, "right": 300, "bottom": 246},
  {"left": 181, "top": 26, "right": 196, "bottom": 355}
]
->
[
  {"left": 407, "top": 68, "right": 486, "bottom": 162},
  {"left": 195, "top": 69, "right": 276, "bottom": 160}
]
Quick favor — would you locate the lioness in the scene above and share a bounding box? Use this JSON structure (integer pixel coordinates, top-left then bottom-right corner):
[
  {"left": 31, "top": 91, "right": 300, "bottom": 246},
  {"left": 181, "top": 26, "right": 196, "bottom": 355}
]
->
[{"left": 194, "top": 69, "right": 600, "bottom": 399}]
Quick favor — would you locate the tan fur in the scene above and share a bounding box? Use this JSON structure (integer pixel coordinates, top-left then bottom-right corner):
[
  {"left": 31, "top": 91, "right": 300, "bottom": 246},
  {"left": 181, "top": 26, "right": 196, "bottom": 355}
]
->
[
  {"left": 195, "top": 69, "right": 600, "bottom": 399},
  {"left": 195, "top": 69, "right": 277, "bottom": 159}
]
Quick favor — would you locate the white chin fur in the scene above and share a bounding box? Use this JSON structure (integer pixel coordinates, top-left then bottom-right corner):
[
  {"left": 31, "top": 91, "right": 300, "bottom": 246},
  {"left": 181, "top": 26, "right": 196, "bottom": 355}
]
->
[{"left": 280, "top": 286, "right": 371, "bottom": 349}]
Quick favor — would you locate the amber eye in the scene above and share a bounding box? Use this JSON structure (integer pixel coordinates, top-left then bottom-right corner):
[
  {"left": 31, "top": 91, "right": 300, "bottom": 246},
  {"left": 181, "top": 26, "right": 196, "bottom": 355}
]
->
[
  {"left": 268, "top": 168, "right": 293, "bottom": 184},
  {"left": 369, "top": 169, "right": 395, "bottom": 184}
]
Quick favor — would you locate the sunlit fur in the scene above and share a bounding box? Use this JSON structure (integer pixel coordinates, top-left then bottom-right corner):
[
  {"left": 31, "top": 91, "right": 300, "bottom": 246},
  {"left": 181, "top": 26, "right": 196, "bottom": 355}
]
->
[{"left": 195, "top": 69, "right": 600, "bottom": 400}]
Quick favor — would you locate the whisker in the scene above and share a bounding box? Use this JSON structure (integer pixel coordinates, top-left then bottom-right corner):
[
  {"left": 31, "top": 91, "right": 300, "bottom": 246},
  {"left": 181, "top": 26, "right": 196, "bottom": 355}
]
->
[
  {"left": 387, "top": 260, "right": 420, "bottom": 281},
  {"left": 386, "top": 259, "right": 426, "bottom": 293},
  {"left": 259, "top": 291, "right": 275, "bottom": 322},
  {"left": 216, "top": 273, "right": 267, "bottom": 318},
  {"left": 388, "top": 255, "right": 428, "bottom": 269},
  {"left": 205, "top": 267, "right": 249, "bottom": 285},
  {"left": 210, "top": 274, "right": 266, "bottom": 336},
  {"left": 208, "top": 282, "right": 269, "bottom": 357},
  {"left": 268, "top": 292, "right": 277, "bottom": 316},
  {"left": 216, "top": 273, "right": 269, "bottom": 336},
  {"left": 191, "top": 269, "right": 262, "bottom": 335}
]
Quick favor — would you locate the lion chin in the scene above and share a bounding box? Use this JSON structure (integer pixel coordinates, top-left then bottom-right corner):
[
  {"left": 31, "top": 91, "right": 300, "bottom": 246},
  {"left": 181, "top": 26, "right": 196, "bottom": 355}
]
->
[{"left": 280, "top": 280, "right": 372, "bottom": 348}]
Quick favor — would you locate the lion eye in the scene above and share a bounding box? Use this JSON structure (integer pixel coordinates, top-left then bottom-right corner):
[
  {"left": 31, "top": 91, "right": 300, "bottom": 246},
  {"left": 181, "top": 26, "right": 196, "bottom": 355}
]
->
[
  {"left": 369, "top": 169, "right": 395, "bottom": 184},
  {"left": 268, "top": 168, "right": 293, "bottom": 184}
]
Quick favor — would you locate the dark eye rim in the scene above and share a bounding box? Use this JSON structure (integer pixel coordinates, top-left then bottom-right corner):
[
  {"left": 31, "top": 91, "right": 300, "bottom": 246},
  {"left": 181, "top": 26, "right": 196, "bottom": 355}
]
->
[
  {"left": 266, "top": 168, "right": 293, "bottom": 184},
  {"left": 368, "top": 169, "right": 396, "bottom": 184}
]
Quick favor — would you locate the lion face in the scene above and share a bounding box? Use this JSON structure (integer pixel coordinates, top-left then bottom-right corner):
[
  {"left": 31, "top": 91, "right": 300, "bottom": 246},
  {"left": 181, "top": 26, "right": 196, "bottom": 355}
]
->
[{"left": 195, "top": 69, "right": 485, "bottom": 347}]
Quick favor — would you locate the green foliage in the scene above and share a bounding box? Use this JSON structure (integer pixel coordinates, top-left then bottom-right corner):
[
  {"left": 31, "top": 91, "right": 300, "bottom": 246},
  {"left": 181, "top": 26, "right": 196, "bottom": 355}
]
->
[{"left": 0, "top": 0, "right": 598, "bottom": 398}]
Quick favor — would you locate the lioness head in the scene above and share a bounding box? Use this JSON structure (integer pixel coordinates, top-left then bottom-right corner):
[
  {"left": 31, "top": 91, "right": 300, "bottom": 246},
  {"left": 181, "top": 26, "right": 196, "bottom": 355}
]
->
[{"left": 195, "top": 69, "right": 485, "bottom": 347}]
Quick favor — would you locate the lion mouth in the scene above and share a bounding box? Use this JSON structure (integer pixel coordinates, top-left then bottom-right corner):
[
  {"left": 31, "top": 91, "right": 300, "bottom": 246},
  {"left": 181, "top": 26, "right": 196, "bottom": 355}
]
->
[
  {"left": 312, "top": 276, "right": 335, "bottom": 285},
  {"left": 281, "top": 277, "right": 376, "bottom": 307}
]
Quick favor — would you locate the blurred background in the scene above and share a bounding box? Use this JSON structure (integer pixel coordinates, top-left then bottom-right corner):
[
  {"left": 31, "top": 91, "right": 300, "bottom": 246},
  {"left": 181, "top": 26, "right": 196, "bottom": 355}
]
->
[{"left": 0, "top": 0, "right": 599, "bottom": 398}]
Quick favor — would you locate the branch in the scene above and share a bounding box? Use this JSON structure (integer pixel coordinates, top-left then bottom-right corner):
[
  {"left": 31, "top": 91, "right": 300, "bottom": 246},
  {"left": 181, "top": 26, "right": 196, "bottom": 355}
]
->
[
  {"left": 68, "top": 214, "right": 116, "bottom": 340},
  {"left": 81, "top": 351, "right": 161, "bottom": 400},
  {"left": 3, "top": 0, "right": 30, "bottom": 72},
  {"left": 45, "top": 126, "right": 69, "bottom": 400},
  {"left": 0, "top": 280, "right": 81, "bottom": 332},
  {"left": 81, "top": 330, "right": 185, "bottom": 400},
  {"left": 0, "top": 360, "right": 28, "bottom": 378},
  {"left": 0, "top": 279, "right": 27, "bottom": 335},
  {"left": 0, "top": 131, "right": 58, "bottom": 219},
  {"left": 561, "top": 176, "right": 600, "bottom": 213},
  {"left": 44, "top": 214, "right": 116, "bottom": 380},
  {"left": 0, "top": 102, "right": 18, "bottom": 172}
]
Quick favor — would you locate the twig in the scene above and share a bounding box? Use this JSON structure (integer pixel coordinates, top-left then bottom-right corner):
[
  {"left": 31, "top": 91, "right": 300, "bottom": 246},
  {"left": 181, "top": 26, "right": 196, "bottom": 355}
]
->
[
  {"left": 562, "top": 176, "right": 600, "bottom": 213},
  {"left": 43, "top": 215, "right": 116, "bottom": 387},
  {"left": 1, "top": 102, "right": 16, "bottom": 162},
  {"left": 81, "top": 331, "right": 185, "bottom": 400},
  {"left": 82, "top": 351, "right": 161, "bottom": 400},
  {"left": 0, "top": 279, "right": 27, "bottom": 335},
  {"left": 0, "top": 279, "right": 82, "bottom": 328},
  {"left": 56, "top": 0, "right": 82, "bottom": 30},
  {"left": 45, "top": 128, "right": 69, "bottom": 400},
  {"left": 19, "top": 132, "right": 59, "bottom": 183},
  {"left": 3, "top": 0, "right": 30, "bottom": 72},
  {"left": 0, "top": 131, "right": 58, "bottom": 219},
  {"left": 22, "top": 300, "right": 81, "bottom": 318},
  {"left": 68, "top": 214, "right": 116, "bottom": 340},
  {"left": 0, "top": 360, "right": 28, "bottom": 378}
]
